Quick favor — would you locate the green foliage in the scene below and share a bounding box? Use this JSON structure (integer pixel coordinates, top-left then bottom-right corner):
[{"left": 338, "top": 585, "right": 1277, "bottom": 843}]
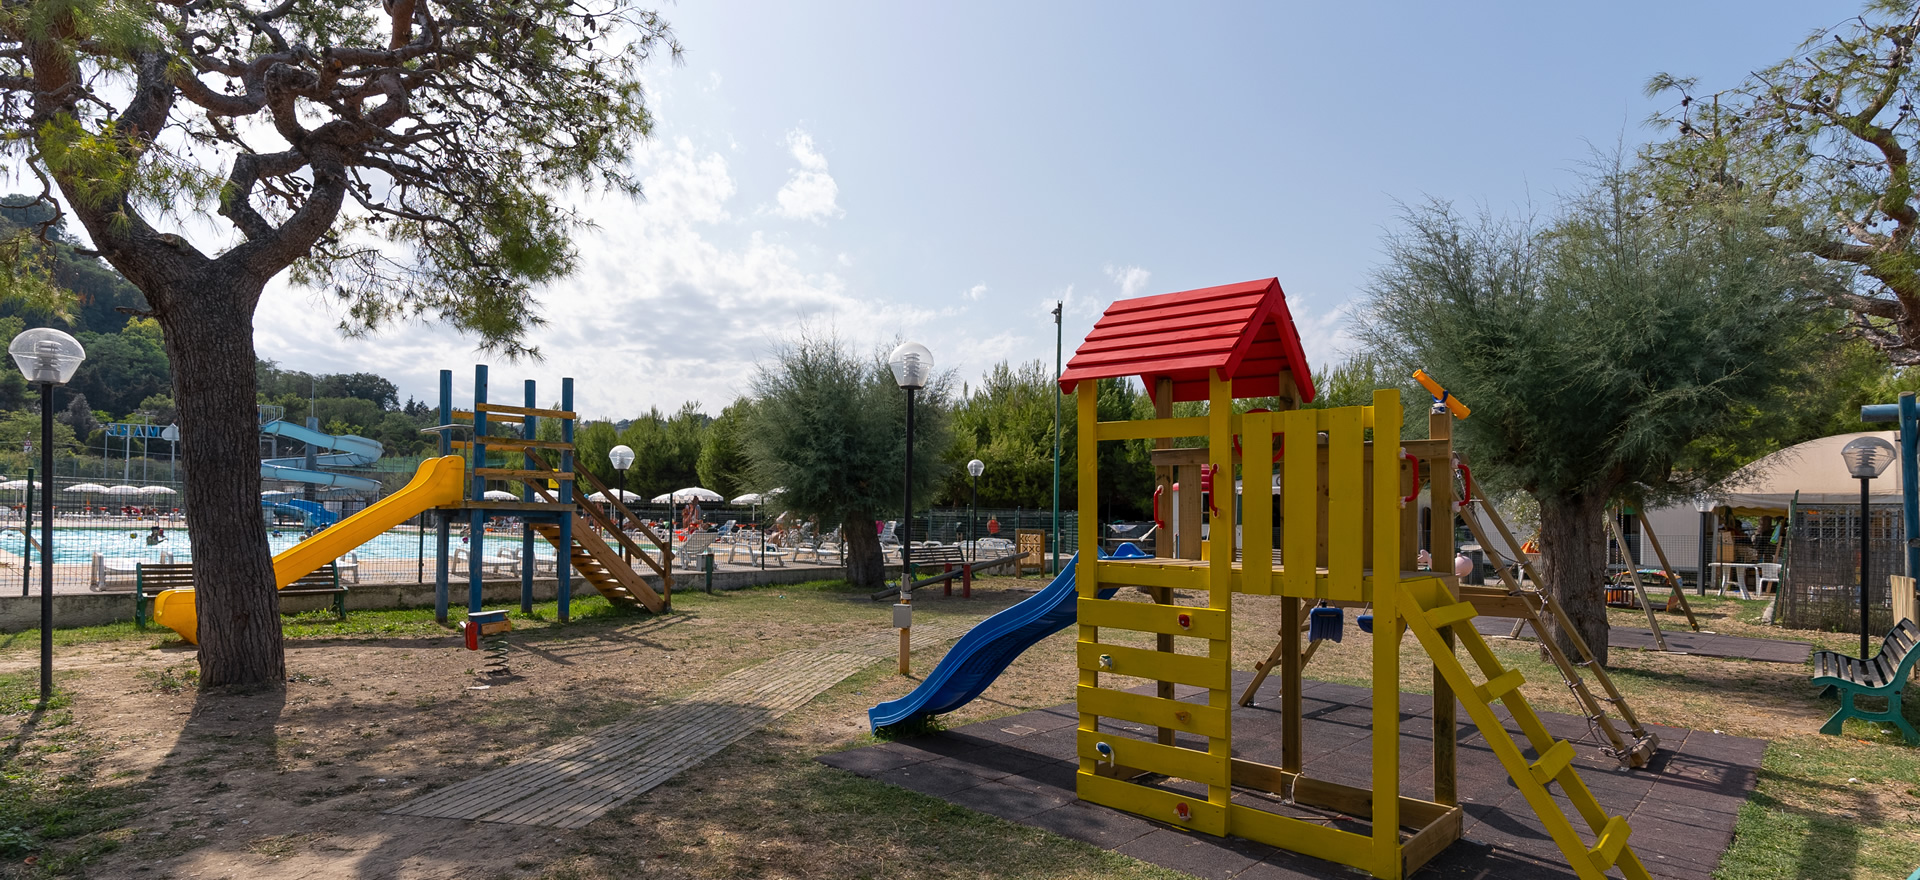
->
[
  {"left": 68, "top": 317, "right": 169, "bottom": 417},
  {"left": 0, "top": 197, "right": 144, "bottom": 334},
  {"left": 932, "top": 362, "right": 1152, "bottom": 519},
  {"left": 1359, "top": 162, "right": 1830, "bottom": 507},
  {"left": 697, "top": 400, "right": 755, "bottom": 500},
  {"left": 745, "top": 333, "right": 952, "bottom": 526},
  {"left": 1094, "top": 378, "right": 1154, "bottom": 520},
  {"left": 939, "top": 361, "right": 1063, "bottom": 509},
  {"left": 0, "top": 409, "right": 80, "bottom": 456},
  {"left": 1686, "top": 335, "right": 1920, "bottom": 474}
]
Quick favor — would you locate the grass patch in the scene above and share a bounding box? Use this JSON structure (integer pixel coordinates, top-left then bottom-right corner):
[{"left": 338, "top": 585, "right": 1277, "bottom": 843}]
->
[
  {"left": 1717, "top": 737, "right": 1920, "bottom": 880},
  {"left": 0, "top": 671, "right": 151, "bottom": 876}
]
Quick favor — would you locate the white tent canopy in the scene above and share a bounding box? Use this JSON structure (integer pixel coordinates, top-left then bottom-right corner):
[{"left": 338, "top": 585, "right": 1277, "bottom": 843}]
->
[
  {"left": 103, "top": 485, "right": 143, "bottom": 496},
  {"left": 652, "top": 487, "right": 723, "bottom": 503},
  {"left": 1712, "top": 430, "right": 1905, "bottom": 514},
  {"left": 64, "top": 483, "right": 108, "bottom": 493},
  {"left": 482, "top": 489, "right": 519, "bottom": 501},
  {"left": 731, "top": 488, "right": 785, "bottom": 505}
]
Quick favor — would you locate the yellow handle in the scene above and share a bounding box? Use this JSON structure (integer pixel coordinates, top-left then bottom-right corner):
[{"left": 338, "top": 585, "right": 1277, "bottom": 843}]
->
[{"left": 1413, "top": 370, "right": 1471, "bottom": 419}]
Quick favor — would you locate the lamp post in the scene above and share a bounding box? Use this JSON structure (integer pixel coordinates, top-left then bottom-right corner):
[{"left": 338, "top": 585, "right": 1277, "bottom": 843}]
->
[
  {"left": 8, "top": 329, "right": 86, "bottom": 706},
  {"left": 889, "top": 342, "right": 932, "bottom": 674},
  {"left": 609, "top": 444, "right": 634, "bottom": 561},
  {"left": 967, "top": 459, "right": 984, "bottom": 561},
  {"left": 1051, "top": 301, "right": 1062, "bottom": 575},
  {"left": 1694, "top": 495, "right": 1713, "bottom": 597},
  {"left": 1841, "top": 436, "right": 1896, "bottom": 660}
]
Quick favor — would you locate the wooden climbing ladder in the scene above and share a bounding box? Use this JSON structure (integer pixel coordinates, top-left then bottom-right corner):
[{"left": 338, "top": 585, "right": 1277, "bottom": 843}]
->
[
  {"left": 1461, "top": 497, "right": 1659, "bottom": 768},
  {"left": 1401, "top": 577, "right": 1653, "bottom": 880}
]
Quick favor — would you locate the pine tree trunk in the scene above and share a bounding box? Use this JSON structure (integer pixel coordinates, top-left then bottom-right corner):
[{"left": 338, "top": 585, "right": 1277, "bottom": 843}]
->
[
  {"left": 158, "top": 275, "right": 284, "bottom": 687},
  {"left": 841, "top": 512, "right": 887, "bottom": 589},
  {"left": 1538, "top": 491, "right": 1611, "bottom": 668}
]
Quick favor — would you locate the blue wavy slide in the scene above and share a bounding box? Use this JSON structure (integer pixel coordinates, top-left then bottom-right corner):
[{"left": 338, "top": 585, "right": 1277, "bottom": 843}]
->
[{"left": 868, "top": 543, "right": 1149, "bottom": 730}]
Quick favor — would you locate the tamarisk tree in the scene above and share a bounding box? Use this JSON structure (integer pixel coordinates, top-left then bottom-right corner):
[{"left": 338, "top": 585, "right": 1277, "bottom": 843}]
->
[
  {"left": 0, "top": 1, "right": 678, "bottom": 686},
  {"left": 1360, "top": 166, "right": 1825, "bottom": 665}
]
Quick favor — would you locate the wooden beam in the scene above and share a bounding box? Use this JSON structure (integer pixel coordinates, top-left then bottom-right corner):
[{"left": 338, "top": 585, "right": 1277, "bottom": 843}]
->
[
  {"left": 1635, "top": 509, "right": 1701, "bottom": 631},
  {"left": 1607, "top": 512, "right": 1670, "bottom": 651},
  {"left": 452, "top": 437, "right": 575, "bottom": 450},
  {"left": 458, "top": 501, "right": 571, "bottom": 512},
  {"left": 476, "top": 402, "right": 578, "bottom": 419},
  {"left": 475, "top": 468, "right": 572, "bottom": 481}
]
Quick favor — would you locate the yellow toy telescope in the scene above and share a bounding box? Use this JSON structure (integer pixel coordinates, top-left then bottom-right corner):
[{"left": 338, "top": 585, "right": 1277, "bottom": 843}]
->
[{"left": 1413, "top": 369, "right": 1470, "bottom": 418}]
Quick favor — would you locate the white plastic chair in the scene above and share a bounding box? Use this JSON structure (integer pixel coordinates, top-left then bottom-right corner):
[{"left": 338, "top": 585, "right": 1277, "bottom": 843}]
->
[{"left": 1755, "top": 563, "right": 1782, "bottom": 595}]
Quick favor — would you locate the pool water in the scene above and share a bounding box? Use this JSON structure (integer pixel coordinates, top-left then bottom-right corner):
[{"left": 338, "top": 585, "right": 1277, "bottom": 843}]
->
[{"left": 0, "top": 526, "right": 438, "bottom": 565}]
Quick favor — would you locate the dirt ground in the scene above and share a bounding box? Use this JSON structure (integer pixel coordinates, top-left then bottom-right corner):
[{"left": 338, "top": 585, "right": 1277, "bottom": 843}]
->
[
  {"left": 0, "top": 580, "right": 1912, "bottom": 880},
  {"left": 0, "top": 580, "right": 1065, "bottom": 880}
]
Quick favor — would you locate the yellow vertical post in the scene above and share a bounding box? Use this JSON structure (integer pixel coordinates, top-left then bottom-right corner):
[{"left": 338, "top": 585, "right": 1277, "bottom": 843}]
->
[
  {"left": 1075, "top": 381, "right": 1101, "bottom": 780},
  {"left": 1327, "top": 406, "right": 1365, "bottom": 600},
  {"left": 1370, "top": 389, "right": 1405, "bottom": 878},
  {"left": 1281, "top": 409, "right": 1318, "bottom": 600},
  {"left": 1243, "top": 413, "right": 1275, "bottom": 592},
  {"left": 1206, "top": 372, "right": 1235, "bottom": 816}
]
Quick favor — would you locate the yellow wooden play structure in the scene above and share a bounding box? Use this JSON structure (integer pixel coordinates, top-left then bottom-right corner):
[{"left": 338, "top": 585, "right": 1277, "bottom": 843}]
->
[{"left": 1058, "top": 279, "right": 1650, "bottom": 880}]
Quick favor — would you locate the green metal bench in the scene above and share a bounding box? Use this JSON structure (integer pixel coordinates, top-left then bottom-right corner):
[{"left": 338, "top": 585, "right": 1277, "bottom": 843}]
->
[
  {"left": 135, "top": 562, "right": 347, "bottom": 628},
  {"left": 1812, "top": 618, "right": 1920, "bottom": 744}
]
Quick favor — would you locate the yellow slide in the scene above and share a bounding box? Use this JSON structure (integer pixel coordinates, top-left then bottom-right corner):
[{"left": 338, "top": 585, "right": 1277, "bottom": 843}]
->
[{"left": 153, "top": 455, "right": 468, "bottom": 644}]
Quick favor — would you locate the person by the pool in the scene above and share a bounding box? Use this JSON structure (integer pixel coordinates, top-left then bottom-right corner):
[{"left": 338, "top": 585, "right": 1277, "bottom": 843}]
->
[{"left": 146, "top": 526, "right": 166, "bottom": 546}]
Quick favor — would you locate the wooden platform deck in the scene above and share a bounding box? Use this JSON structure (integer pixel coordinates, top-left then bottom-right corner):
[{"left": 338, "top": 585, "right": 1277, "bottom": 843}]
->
[{"left": 385, "top": 618, "right": 980, "bottom": 829}]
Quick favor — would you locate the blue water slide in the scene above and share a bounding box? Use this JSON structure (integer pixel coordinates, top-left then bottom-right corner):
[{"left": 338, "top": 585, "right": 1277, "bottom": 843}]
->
[
  {"left": 868, "top": 543, "right": 1148, "bottom": 731},
  {"left": 261, "top": 499, "right": 339, "bottom": 528},
  {"left": 258, "top": 418, "right": 384, "bottom": 494}
]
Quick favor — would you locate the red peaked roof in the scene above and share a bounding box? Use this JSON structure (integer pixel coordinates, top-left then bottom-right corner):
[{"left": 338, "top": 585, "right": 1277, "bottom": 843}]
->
[{"left": 1057, "top": 278, "right": 1318, "bottom": 404}]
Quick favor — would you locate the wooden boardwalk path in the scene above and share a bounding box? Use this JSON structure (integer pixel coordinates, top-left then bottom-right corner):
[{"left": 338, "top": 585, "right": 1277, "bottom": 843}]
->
[{"left": 387, "top": 618, "right": 980, "bottom": 829}]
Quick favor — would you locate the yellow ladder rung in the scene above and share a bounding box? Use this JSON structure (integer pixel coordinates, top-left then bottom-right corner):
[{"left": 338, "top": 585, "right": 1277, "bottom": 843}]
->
[
  {"left": 1528, "top": 740, "right": 1577, "bottom": 786},
  {"left": 1587, "top": 815, "right": 1632, "bottom": 872},
  {"left": 1475, "top": 669, "right": 1526, "bottom": 704},
  {"left": 1426, "top": 601, "right": 1477, "bottom": 630}
]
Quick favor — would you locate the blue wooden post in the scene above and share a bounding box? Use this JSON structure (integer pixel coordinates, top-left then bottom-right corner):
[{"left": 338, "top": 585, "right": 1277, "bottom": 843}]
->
[
  {"left": 522, "top": 378, "right": 538, "bottom": 613},
  {"left": 470, "top": 365, "right": 489, "bottom": 614},
  {"left": 1904, "top": 393, "right": 1918, "bottom": 580},
  {"left": 1863, "top": 393, "right": 1920, "bottom": 578},
  {"left": 435, "top": 369, "right": 453, "bottom": 623},
  {"left": 558, "top": 377, "right": 575, "bottom": 621}
]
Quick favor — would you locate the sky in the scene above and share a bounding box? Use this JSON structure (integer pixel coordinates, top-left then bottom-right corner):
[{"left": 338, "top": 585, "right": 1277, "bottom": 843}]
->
[{"left": 246, "top": 0, "right": 1863, "bottom": 418}]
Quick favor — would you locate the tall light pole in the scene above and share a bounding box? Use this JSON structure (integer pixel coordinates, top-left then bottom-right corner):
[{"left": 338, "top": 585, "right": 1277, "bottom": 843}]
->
[
  {"left": 890, "top": 342, "right": 932, "bottom": 675},
  {"left": 609, "top": 444, "right": 634, "bottom": 561},
  {"left": 9, "top": 329, "right": 86, "bottom": 706},
  {"left": 967, "top": 458, "right": 984, "bottom": 561},
  {"left": 1842, "top": 436, "right": 1896, "bottom": 660},
  {"left": 1052, "top": 301, "right": 1063, "bottom": 574}
]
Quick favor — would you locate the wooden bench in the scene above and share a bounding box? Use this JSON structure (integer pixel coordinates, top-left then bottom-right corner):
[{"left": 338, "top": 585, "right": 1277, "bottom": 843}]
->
[
  {"left": 868, "top": 545, "right": 1029, "bottom": 600},
  {"left": 134, "top": 562, "right": 349, "bottom": 628},
  {"left": 1812, "top": 618, "right": 1920, "bottom": 744}
]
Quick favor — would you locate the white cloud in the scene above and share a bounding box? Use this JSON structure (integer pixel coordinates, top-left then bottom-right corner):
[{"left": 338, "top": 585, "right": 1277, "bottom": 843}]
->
[
  {"left": 963, "top": 283, "right": 987, "bottom": 301},
  {"left": 1105, "top": 264, "right": 1151, "bottom": 298},
  {"left": 772, "top": 129, "right": 844, "bottom": 221},
  {"left": 251, "top": 135, "right": 908, "bottom": 419}
]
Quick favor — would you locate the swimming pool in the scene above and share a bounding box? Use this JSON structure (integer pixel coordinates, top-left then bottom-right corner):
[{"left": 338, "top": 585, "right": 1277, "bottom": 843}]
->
[{"left": 0, "top": 526, "right": 440, "bottom": 564}]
